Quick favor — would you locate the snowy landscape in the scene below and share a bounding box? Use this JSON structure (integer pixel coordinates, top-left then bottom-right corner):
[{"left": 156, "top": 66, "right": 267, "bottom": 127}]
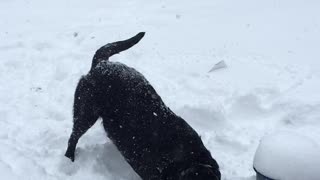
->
[{"left": 1, "top": 0, "right": 320, "bottom": 179}]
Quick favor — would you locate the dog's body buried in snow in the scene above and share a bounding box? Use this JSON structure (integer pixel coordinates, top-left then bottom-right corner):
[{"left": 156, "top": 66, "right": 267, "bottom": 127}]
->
[{"left": 65, "top": 32, "right": 221, "bottom": 180}]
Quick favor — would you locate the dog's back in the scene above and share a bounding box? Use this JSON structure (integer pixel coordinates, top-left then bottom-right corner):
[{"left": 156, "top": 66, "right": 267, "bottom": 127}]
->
[
  {"left": 89, "top": 60, "right": 219, "bottom": 179},
  {"left": 65, "top": 32, "right": 221, "bottom": 180}
]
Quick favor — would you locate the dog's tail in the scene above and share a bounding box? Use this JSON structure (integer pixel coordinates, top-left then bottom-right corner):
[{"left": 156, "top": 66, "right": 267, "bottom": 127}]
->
[{"left": 91, "top": 32, "right": 145, "bottom": 69}]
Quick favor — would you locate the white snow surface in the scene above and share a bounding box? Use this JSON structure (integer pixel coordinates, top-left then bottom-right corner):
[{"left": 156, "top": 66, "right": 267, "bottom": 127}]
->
[
  {"left": 253, "top": 132, "right": 320, "bottom": 180},
  {"left": 1, "top": 0, "right": 320, "bottom": 180}
]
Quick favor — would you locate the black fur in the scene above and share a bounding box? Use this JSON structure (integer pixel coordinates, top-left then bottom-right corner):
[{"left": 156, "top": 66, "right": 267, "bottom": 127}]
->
[{"left": 65, "top": 32, "right": 221, "bottom": 180}]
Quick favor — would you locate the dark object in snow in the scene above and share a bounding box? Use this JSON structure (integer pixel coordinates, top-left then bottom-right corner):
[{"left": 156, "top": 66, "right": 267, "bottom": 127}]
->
[
  {"left": 65, "top": 32, "right": 221, "bottom": 180},
  {"left": 253, "top": 132, "right": 320, "bottom": 180},
  {"left": 208, "top": 60, "right": 227, "bottom": 73},
  {"left": 254, "top": 168, "right": 275, "bottom": 180},
  {"left": 31, "top": 87, "right": 42, "bottom": 92}
]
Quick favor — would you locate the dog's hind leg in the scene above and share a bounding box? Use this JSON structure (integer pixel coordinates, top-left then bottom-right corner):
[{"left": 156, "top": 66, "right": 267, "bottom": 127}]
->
[{"left": 65, "top": 77, "right": 100, "bottom": 162}]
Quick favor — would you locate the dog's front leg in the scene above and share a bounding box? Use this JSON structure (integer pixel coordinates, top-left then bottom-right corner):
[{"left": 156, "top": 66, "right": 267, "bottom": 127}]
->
[{"left": 65, "top": 77, "right": 99, "bottom": 162}]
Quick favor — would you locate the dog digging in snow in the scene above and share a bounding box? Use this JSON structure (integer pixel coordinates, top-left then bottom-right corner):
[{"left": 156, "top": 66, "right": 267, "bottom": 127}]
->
[{"left": 65, "top": 32, "right": 221, "bottom": 180}]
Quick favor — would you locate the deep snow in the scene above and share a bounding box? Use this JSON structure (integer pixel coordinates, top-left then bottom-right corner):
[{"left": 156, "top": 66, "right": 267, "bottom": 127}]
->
[{"left": 0, "top": 0, "right": 320, "bottom": 179}]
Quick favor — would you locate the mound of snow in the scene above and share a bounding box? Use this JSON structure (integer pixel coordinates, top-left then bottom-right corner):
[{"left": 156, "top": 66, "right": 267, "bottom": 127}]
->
[{"left": 253, "top": 132, "right": 320, "bottom": 180}]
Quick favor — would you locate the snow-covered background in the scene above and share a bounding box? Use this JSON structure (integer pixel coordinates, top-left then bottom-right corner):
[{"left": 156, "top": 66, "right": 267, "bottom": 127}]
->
[{"left": 1, "top": 0, "right": 320, "bottom": 179}]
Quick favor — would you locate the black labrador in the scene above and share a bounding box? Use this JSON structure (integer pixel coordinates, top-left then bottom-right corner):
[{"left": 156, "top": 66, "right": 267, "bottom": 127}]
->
[{"left": 65, "top": 32, "right": 221, "bottom": 180}]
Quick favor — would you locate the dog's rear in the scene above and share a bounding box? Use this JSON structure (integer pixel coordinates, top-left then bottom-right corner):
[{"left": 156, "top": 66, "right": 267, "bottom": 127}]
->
[
  {"left": 65, "top": 32, "right": 145, "bottom": 162},
  {"left": 65, "top": 32, "right": 221, "bottom": 180}
]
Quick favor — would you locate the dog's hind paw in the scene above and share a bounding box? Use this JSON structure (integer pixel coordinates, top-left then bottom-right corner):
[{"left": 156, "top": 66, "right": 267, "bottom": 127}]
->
[{"left": 65, "top": 151, "right": 75, "bottom": 162}]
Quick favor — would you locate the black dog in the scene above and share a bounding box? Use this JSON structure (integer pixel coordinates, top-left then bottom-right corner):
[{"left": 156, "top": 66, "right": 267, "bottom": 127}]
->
[{"left": 65, "top": 32, "right": 221, "bottom": 180}]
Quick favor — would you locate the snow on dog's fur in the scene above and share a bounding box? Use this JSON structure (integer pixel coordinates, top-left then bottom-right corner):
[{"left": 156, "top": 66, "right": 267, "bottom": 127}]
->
[{"left": 65, "top": 32, "right": 221, "bottom": 180}]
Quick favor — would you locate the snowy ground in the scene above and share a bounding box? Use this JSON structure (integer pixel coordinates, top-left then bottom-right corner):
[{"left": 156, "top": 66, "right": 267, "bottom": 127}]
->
[{"left": 1, "top": 0, "right": 320, "bottom": 179}]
